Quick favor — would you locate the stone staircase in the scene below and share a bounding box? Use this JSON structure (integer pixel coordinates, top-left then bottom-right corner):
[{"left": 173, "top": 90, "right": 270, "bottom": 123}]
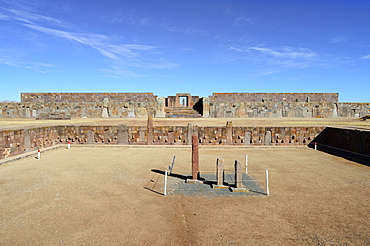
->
[{"left": 165, "top": 107, "right": 202, "bottom": 117}]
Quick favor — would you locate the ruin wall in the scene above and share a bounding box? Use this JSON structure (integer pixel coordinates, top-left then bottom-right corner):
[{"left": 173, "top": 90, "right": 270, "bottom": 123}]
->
[
  {"left": 208, "top": 102, "right": 370, "bottom": 118},
  {"left": 0, "top": 125, "right": 325, "bottom": 159},
  {"left": 0, "top": 102, "right": 156, "bottom": 118},
  {"left": 1, "top": 92, "right": 369, "bottom": 118},
  {"left": 210, "top": 93, "right": 339, "bottom": 103},
  {"left": 21, "top": 93, "right": 156, "bottom": 103},
  {"left": 1, "top": 101, "right": 369, "bottom": 118}
]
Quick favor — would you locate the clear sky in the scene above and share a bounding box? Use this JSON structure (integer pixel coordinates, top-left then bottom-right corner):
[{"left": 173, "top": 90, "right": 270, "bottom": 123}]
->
[{"left": 0, "top": 0, "right": 369, "bottom": 102}]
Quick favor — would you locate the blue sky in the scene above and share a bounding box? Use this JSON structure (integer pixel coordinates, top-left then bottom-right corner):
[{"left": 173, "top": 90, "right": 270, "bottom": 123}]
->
[{"left": 0, "top": 0, "right": 369, "bottom": 102}]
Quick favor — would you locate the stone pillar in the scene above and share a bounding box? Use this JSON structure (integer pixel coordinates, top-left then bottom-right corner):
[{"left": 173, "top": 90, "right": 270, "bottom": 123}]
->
[
  {"left": 127, "top": 102, "right": 135, "bottom": 118},
  {"left": 265, "top": 130, "right": 272, "bottom": 145},
  {"left": 333, "top": 103, "right": 338, "bottom": 117},
  {"left": 168, "top": 131, "right": 174, "bottom": 145},
  {"left": 202, "top": 97, "right": 210, "bottom": 118},
  {"left": 234, "top": 160, "right": 243, "bottom": 189},
  {"left": 216, "top": 158, "right": 224, "bottom": 186},
  {"left": 32, "top": 109, "right": 37, "bottom": 118},
  {"left": 193, "top": 125, "right": 198, "bottom": 138},
  {"left": 117, "top": 124, "right": 128, "bottom": 145},
  {"left": 147, "top": 116, "right": 153, "bottom": 145},
  {"left": 244, "top": 131, "right": 251, "bottom": 145},
  {"left": 226, "top": 121, "right": 233, "bottom": 145},
  {"left": 25, "top": 108, "right": 31, "bottom": 118},
  {"left": 139, "top": 127, "right": 145, "bottom": 142},
  {"left": 24, "top": 129, "right": 31, "bottom": 152},
  {"left": 187, "top": 123, "right": 193, "bottom": 145},
  {"left": 87, "top": 130, "right": 95, "bottom": 144},
  {"left": 191, "top": 135, "right": 200, "bottom": 180},
  {"left": 102, "top": 98, "right": 109, "bottom": 118},
  {"left": 155, "top": 97, "right": 166, "bottom": 118}
]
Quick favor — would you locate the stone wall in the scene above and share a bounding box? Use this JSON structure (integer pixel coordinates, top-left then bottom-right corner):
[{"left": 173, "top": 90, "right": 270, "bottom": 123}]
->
[
  {"left": 1, "top": 124, "right": 325, "bottom": 159},
  {"left": 21, "top": 93, "right": 156, "bottom": 103},
  {"left": 208, "top": 102, "right": 370, "bottom": 118},
  {"left": 310, "top": 127, "right": 370, "bottom": 165},
  {"left": 0, "top": 102, "right": 156, "bottom": 118},
  {"left": 0, "top": 127, "right": 59, "bottom": 158},
  {"left": 210, "top": 93, "right": 339, "bottom": 103},
  {"left": 1, "top": 92, "right": 369, "bottom": 118}
]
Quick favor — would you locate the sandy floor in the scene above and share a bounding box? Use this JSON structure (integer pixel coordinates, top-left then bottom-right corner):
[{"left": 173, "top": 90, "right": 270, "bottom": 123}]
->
[
  {"left": 0, "top": 117, "right": 369, "bottom": 130},
  {"left": 0, "top": 146, "right": 369, "bottom": 245}
]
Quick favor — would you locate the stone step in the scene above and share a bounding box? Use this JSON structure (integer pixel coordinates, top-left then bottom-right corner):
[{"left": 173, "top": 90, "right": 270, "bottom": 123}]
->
[
  {"left": 165, "top": 114, "right": 202, "bottom": 118},
  {"left": 165, "top": 107, "right": 202, "bottom": 117}
]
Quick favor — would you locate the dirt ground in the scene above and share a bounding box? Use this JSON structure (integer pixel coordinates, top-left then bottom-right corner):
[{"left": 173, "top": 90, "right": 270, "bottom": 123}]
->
[
  {"left": 0, "top": 146, "right": 369, "bottom": 245},
  {"left": 0, "top": 117, "right": 369, "bottom": 130}
]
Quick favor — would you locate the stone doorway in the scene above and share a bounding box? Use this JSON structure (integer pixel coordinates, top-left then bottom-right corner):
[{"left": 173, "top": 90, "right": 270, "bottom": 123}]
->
[{"left": 179, "top": 96, "right": 188, "bottom": 107}]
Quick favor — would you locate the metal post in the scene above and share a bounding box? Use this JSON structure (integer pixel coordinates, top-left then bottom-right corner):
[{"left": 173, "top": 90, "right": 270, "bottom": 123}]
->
[
  {"left": 265, "top": 169, "right": 269, "bottom": 196},
  {"left": 314, "top": 142, "right": 317, "bottom": 150},
  {"left": 164, "top": 170, "right": 168, "bottom": 196},
  {"left": 37, "top": 149, "right": 41, "bottom": 160},
  {"left": 67, "top": 142, "right": 71, "bottom": 149}
]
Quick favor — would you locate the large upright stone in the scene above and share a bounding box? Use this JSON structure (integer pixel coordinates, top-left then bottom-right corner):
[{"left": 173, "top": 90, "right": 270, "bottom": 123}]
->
[
  {"left": 139, "top": 128, "right": 145, "bottom": 142},
  {"left": 234, "top": 160, "right": 243, "bottom": 188},
  {"left": 25, "top": 108, "right": 31, "bottom": 118},
  {"left": 147, "top": 116, "right": 153, "bottom": 145},
  {"left": 127, "top": 102, "right": 135, "bottom": 118},
  {"left": 333, "top": 103, "right": 338, "bottom": 117},
  {"left": 117, "top": 124, "right": 128, "bottom": 145},
  {"left": 191, "top": 135, "right": 200, "bottom": 180},
  {"left": 216, "top": 158, "right": 224, "bottom": 186},
  {"left": 231, "top": 160, "right": 247, "bottom": 192},
  {"left": 155, "top": 97, "right": 166, "bottom": 117},
  {"left": 32, "top": 110, "right": 37, "bottom": 118},
  {"left": 265, "top": 130, "right": 272, "bottom": 145},
  {"left": 202, "top": 97, "right": 210, "bottom": 118},
  {"left": 168, "top": 131, "right": 174, "bottom": 145},
  {"left": 24, "top": 129, "right": 31, "bottom": 152},
  {"left": 87, "top": 130, "right": 95, "bottom": 144},
  {"left": 187, "top": 123, "right": 193, "bottom": 145},
  {"left": 226, "top": 121, "right": 233, "bottom": 145},
  {"left": 102, "top": 98, "right": 109, "bottom": 118},
  {"left": 244, "top": 131, "right": 251, "bottom": 145}
]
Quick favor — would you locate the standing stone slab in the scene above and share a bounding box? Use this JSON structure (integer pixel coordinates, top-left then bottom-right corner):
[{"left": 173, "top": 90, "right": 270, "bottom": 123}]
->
[
  {"left": 87, "top": 130, "right": 95, "bottom": 144},
  {"left": 235, "top": 160, "right": 243, "bottom": 188},
  {"left": 202, "top": 97, "right": 210, "bottom": 118},
  {"left": 191, "top": 135, "right": 200, "bottom": 180},
  {"left": 231, "top": 160, "right": 248, "bottom": 192},
  {"left": 32, "top": 110, "right": 37, "bottom": 118},
  {"left": 168, "top": 131, "right": 175, "bottom": 145},
  {"left": 244, "top": 131, "right": 251, "bottom": 145},
  {"left": 102, "top": 98, "right": 109, "bottom": 118},
  {"left": 139, "top": 128, "right": 146, "bottom": 143},
  {"left": 25, "top": 108, "right": 31, "bottom": 118},
  {"left": 155, "top": 97, "right": 166, "bottom": 117},
  {"left": 187, "top": 123, "right": 193, "bottom": 145},
  {"left": 117, "top": 124, "right": 128, "bottom": 145},
  {"left": 212, "top": 158, "right": 228, "bottom": 189},
  {"left": 24, "top": 129, "right": 31, "bottom": 152},
  {"left": 265, "top": 130, "right": 272, "bottom": 145},
  {"left": 217, "top": 158, "right": 224, "bottom": 185},
  {"left": 147, "top": 116, "right": 153, "bottom": 145},
  {"left": 226, "top": 121, "right": 233, "bottom": 145}
]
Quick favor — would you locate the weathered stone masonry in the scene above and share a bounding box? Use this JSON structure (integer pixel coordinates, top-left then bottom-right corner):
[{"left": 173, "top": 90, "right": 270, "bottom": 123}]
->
[
  {"left": 0, "top": 92, "right": 369, "bottom": 118},
  {"left": 0, "top": 125, "right": 325, "bottom": 159}
]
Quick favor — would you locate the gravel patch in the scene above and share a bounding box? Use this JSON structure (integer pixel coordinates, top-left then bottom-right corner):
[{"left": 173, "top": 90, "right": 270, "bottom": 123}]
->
[{"left": 167, "top": 173, "right": 266, "bottom": 196}]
